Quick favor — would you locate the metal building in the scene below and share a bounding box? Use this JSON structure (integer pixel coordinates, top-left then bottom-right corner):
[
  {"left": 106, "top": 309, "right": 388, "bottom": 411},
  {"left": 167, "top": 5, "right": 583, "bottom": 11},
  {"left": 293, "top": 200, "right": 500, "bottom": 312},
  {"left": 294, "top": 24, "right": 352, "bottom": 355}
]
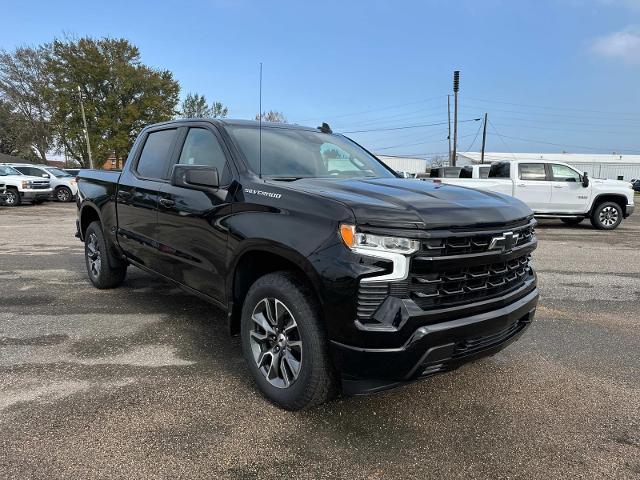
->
[
  {"left": 457, "top": 152, "right": 640, "bottom": 181},
  {"left": 376, "top": 155, "right": 429, "bottom": 174}
]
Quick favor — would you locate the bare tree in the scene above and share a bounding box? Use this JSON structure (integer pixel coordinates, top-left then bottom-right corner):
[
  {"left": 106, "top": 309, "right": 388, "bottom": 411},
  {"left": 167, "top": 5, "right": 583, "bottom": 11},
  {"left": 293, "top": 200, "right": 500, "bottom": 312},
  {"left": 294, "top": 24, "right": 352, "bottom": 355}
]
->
[
  {"left": 430, "top": 155, "right": 447, "bottom": 168},
  {"left": 255, "top": 110, "right": 287, "bottom": 123}
]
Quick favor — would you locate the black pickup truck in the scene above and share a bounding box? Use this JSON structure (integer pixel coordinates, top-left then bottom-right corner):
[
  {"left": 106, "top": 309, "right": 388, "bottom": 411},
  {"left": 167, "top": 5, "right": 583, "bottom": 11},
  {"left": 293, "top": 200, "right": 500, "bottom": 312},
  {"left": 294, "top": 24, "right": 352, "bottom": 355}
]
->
[{"left": 76, "top": 119, "right": 539, "bottom": 410}]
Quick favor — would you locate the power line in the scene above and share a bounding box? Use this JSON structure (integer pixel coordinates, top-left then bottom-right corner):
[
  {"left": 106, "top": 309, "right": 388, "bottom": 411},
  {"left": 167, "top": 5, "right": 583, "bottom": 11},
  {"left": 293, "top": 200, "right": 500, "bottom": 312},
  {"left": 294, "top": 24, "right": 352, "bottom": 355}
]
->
[
  {"left": 464, "top": 121, "right": 483, "bottom": 152},
  {"left": 342, "top": 118, "right": 481, "bottom": 134},
  {"left": 489, "top": 133, "right": 640, "bottom": 154},
  {"left": 296, "top": 95, "right": 447, "bottom": 123},
  {"left": 464, "top": 96, "right": 640, "bottom": 117},
  {"left": 487, "top": 119, "right": 518, "bottom": 162},
  {"left": 333, "top": 104, "right": 447, "bottom": 130}
]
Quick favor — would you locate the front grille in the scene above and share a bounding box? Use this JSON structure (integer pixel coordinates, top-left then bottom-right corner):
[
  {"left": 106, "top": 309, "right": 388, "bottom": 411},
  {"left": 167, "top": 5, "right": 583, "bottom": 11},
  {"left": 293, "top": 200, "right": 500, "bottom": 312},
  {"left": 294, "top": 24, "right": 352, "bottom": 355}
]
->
[
  {"left": 30, "top": 182, "right": 50, "bottom": 189},
  {"left": 409, "top": 254, "right": 532, "bottom": 310},
  {"left": 356, "top": 220, "right": 536, "bottom": 321},
  {"left": 422, "top": 224, "right": 534, "bottom": 257}
]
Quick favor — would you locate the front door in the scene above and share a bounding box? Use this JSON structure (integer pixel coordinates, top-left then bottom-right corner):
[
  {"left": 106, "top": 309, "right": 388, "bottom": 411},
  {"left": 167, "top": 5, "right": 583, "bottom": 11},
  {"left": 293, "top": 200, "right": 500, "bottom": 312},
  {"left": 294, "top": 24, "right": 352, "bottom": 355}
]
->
[
  {"left": 514, "top": 163, "right": 552, "bottom": 212},
  {"left": 549, "top": 163, "right": 590, "bottom": 213},
  {"left": 116, "top": 127, "right": 178, "bottom": 269},
  {"left": 155, "top": 125, "right": 236, "bottom": 301}
]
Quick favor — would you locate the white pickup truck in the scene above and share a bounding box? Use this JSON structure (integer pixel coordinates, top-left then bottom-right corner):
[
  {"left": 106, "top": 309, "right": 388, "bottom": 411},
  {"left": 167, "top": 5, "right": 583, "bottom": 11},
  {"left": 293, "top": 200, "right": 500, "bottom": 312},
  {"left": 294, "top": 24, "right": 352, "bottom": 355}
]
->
[
  {"left": 430, "top": 160, "right": 635, "bottom": 230},
  {"left": 0, "top": 164, "right": 53, "bottom": 206}
]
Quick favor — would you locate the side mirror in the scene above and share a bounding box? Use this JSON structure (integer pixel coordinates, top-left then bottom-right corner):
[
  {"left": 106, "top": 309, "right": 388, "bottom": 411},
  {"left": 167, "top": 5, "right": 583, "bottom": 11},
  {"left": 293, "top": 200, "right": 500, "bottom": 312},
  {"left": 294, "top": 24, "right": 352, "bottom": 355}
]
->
[
  {"left": 42, "top": 174, "right": 50, "bottom": 178},
  {"left": 582, "top": 172, "right": 589, "bottom": 188},
  {"left": 170, "top": 164, "right": 219, "bottom": 191}
]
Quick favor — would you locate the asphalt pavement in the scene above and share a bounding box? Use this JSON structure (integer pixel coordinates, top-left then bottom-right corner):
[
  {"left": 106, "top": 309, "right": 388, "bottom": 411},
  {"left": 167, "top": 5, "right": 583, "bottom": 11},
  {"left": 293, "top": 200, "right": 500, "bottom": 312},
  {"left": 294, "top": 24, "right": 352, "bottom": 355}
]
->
[{"left": 1, "top": 202, "right": 638, "bottom": 479}]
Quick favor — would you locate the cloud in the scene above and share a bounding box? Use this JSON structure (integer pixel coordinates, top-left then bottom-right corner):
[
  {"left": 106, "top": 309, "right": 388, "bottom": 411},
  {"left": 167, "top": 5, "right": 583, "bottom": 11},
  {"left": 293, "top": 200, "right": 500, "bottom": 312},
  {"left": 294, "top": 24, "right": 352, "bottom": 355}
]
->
[{"left": 590, "top": 27, "right": 640, "bottom": 64}]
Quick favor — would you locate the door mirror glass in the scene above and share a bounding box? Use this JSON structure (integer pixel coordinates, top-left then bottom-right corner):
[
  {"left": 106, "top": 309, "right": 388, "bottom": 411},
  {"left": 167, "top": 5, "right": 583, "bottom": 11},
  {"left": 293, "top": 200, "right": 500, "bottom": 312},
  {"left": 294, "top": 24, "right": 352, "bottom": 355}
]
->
[
  {"left": 170, "top": 164, "right": 219, "bottom": 191},
  {"left": 582, "top": 172, "right": 589, "bottom": 188}
]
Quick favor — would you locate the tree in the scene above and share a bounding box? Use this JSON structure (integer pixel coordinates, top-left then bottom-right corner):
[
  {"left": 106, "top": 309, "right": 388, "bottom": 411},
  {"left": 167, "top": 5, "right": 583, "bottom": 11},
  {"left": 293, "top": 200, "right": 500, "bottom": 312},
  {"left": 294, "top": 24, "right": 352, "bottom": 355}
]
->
[
  {"left": 46, "top": 37, "right": 180, "bottom": 168},
  {"left": 180, "top": 92, "right": 228, "bottom": 119},
  {"left": 0, "top": 45, "right": 52, "bottom": 162},
  {"left": 0, "top": 100, "right": 36, "bottom": 160},
  {"left": 255, "top": 110, "right": 287, "bottom": 123}
]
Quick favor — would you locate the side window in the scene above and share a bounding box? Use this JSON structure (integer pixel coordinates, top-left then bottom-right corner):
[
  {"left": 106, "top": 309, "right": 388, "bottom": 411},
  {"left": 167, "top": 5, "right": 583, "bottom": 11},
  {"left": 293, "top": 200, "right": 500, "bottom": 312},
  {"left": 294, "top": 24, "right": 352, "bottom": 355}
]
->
[
  {"left": 178, "top": 128, "right": 231, "bottom": 184},
  {"left": 489, "top": 162, "right": 510, "bottom": 178},
  {"left": 551, "top": 164, "right": 580, "bottom": 182},
  {"left": 519, "top": 163, "right": 547, "bottom": 181},
  {"left": 136, "top": 129, "right": 177, "bottom": 180},
  {"left": 478, "top": 167, "right": 490, "bottom": 179}
]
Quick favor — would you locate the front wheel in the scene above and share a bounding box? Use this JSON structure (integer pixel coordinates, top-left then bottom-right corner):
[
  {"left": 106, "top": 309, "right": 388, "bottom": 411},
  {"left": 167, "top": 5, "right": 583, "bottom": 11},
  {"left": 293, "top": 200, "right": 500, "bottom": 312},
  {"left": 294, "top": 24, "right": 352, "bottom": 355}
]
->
[
  {"left": 3, "top": 189, "right": 20, "bottom": 206},
  {"left": 240, "top": 272, "right": 336, "bottom": 410},
  {"left": 590, "top": 202, "right": 623, "bottom": 230},
  {"left": 84, "top": 221, "right": 127, "bottom": 288}
]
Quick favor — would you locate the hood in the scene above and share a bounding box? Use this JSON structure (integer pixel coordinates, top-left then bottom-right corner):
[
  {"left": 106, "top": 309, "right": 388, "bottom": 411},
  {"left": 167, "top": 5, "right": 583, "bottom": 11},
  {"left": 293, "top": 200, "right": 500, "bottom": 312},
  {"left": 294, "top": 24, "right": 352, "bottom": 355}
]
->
[{"left": 274, "top": 177, "right": 533, "bottom": 230}]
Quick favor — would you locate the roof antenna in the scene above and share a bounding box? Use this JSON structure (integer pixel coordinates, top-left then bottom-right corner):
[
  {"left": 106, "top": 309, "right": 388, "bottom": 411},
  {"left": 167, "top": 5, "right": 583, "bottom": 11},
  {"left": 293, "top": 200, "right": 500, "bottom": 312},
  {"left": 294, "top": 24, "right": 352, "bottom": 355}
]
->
[{"left": 258, "top": 62, "right": 263, "bottom": 179}]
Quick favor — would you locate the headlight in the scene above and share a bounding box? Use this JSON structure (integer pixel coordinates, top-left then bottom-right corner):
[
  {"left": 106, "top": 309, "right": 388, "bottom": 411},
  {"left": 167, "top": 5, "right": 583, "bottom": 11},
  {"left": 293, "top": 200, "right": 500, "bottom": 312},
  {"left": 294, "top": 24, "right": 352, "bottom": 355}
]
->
[
  {"left": 340, "top": 224, "right": 420, "bottom": 254},
  {"left": 21, "top": 181, "right": 30, "bottom": 189}
]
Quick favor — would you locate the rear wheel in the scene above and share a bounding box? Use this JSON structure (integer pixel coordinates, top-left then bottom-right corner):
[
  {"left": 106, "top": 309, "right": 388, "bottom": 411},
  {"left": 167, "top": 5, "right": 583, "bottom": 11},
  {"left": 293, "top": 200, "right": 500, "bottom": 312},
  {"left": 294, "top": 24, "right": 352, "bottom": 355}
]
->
[
  {"left": 55, "top": 186, "right": 73, "bottom": 202},
  {"left": 4, "top": 188, "right": 20, "bottom": 206},
  {"left": 240, "top": 272, "right": 336, "bottom": 410},
  {"left": 84, "top": 221, "right": 127, "bottom": 288},
  {"left": 560, "top": 218, "right": 584, "bottom": 226},
  {"left": 590, "top": 201, "right": 623, "bottom": 230}
]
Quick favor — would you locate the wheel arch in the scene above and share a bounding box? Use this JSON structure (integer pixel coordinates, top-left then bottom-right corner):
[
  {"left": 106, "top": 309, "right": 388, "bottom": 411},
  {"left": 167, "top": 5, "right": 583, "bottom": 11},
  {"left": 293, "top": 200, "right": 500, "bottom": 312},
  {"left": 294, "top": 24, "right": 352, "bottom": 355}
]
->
[
  {"left": 79, "top": 203, "right": 102, "bottom": 240},
  {"left": 590, "top": 194, "right": 627, "bottom": 216},
  {"left": 227, "top": 242, "right": 325, "bottom": 335}
]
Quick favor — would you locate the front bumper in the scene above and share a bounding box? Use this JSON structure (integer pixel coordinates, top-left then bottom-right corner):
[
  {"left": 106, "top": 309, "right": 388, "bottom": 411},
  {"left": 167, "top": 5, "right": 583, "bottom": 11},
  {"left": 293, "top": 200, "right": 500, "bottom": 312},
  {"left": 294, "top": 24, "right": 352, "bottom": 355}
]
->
[
  {"left": 625, "top": 204, "right": 634, "bottom": 217},
  {"left": 21, "top": 189, "right": 53, "bottom": 200},
  {"left": 332, "top": 287, "right": 538, "bottom": 395}
]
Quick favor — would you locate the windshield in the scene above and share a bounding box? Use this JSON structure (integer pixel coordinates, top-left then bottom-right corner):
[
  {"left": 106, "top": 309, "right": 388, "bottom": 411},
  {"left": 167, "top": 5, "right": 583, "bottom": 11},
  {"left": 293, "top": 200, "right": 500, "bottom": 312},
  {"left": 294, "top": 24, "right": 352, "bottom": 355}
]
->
[
  {"left": 226, "top": 125, "right": 395, "bottom": 179},
  {"left": 46, "top": 167, "right": 72, "bottom": 177},
  {"left": 0, "top": 165, "right": 21, "bottom": 176}
]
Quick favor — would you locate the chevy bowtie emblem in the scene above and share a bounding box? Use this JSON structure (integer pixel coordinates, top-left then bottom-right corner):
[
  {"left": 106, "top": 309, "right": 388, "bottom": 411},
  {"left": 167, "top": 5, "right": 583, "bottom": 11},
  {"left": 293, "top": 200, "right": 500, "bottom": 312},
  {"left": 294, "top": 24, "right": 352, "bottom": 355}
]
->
[{"left": 488, "top": 231, "right": 519, "bottom": 252}]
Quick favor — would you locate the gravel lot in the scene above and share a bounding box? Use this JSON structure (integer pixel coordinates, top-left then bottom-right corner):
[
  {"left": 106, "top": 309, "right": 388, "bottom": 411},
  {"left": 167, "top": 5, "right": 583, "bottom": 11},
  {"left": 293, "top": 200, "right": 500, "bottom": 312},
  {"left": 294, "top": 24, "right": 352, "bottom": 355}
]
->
[{"left": 1, "top": 202, "right": 639, "bottom": 479}]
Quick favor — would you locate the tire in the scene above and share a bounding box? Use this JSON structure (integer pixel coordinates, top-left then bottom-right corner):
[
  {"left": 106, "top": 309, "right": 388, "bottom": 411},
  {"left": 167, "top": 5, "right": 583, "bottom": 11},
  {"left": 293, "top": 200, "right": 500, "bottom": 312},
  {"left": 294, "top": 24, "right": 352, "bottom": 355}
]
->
[
  {"left": 590, "top": 201, "right": 623, "bottom": 230},
  {"left": 55, "top": 186, "right": 73, "bottom": 202},
  {"left": 240, "top": 271, "right": 336, "bottom": 410},
  {"left": 561, "top": 218, "right": 584, "bottom": 226},
  {"left": 84, "top": 221, "right": 127, "bottom": 289},
  {"left": 3, "top": 188, "right": 20, "bottom": 206}
]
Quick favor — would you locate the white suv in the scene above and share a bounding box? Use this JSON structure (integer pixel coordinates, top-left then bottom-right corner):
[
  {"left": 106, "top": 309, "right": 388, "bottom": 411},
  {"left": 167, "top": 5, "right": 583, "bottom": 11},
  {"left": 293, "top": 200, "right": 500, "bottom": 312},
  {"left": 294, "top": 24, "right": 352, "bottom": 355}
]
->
[
  {"left": 0, "top": 164, "right": 53, "bottom": 206},
  {"left": 9, "top": 163, "right": 78, "bottom": 202}
]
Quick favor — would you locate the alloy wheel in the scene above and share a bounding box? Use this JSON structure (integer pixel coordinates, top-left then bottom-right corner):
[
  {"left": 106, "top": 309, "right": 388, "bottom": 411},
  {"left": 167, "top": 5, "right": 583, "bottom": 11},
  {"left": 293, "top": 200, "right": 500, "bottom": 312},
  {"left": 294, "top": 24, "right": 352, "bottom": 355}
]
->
[
  {"left": 57, "top": 188, "right": 70, "bottom": 202},
  {"left": 249, "top": 298, "right": 303, "bottom": 389},
  {"left": 599, "top": 206, "right": 619, "bottom": 227},
  {"left": 86, "top": 233, "right": 102, "bottom": 278},
  {"left": 4, "top": 191, "right": 17, "bottom": 206}
]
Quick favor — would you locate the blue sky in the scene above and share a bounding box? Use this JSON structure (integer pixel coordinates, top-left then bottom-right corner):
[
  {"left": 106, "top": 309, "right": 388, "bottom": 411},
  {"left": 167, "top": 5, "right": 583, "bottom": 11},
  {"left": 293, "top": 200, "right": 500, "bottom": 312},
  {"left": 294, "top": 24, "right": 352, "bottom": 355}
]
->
[{"left": 2, "top": 0, "right": 640, "bottom": 158}]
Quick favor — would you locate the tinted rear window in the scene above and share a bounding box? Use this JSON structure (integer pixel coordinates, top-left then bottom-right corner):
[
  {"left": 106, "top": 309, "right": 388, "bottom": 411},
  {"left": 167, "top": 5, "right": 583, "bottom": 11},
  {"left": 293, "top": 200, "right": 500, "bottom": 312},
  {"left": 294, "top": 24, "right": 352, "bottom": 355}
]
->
[{"left": 136, "top": 129, "right": 177, "bottom": 180}]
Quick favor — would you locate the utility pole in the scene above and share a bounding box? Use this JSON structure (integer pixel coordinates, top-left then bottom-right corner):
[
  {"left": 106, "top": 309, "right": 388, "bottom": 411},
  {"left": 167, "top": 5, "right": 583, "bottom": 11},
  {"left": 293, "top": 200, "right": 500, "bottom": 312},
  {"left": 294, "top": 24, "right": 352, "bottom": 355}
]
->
[
  {"left": 451, "top": 71, "right": 460, "bottom": 167},
  {"left": 480, "top": 113, "right": 488, "bottom": 164},
  {"left": 447, "top": 95, "right": 452, "bottom": 164},
  {"left": 77, "top": 85, "right": 93, "bottom": 169}
]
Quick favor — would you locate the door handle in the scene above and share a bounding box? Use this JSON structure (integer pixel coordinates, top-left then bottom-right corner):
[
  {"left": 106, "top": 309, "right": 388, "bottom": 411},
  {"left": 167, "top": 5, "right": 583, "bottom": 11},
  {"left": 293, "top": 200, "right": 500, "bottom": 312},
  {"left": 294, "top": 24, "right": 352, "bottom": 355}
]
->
[
  {"left": 117, "top": 190, "right": 132, "bottom": 200},
  {"left": 159, "top": 198, "right": 175, "bottom": 208},
  {"left": 553, "top": 185, "right": 565, "bottom": 189},
  {"left": 517, "top": 183, "right": 526, "bottom": 187}
]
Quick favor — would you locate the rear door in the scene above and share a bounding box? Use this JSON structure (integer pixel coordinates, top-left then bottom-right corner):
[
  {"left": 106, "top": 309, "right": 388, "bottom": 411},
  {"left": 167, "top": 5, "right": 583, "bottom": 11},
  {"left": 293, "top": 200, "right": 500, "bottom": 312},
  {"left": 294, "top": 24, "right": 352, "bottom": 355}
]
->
[
  {"left": 549, "top": 163, "right": 590, "bottom": 213},
  {"left": 514, "top": 163, "right": 552, "bottom": 211},
  {"left": 116, "top": 127, "right": 179, "bottom": 269},
  {"left": 155, "top": 124, "right": 236, "bottom": 301}
]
